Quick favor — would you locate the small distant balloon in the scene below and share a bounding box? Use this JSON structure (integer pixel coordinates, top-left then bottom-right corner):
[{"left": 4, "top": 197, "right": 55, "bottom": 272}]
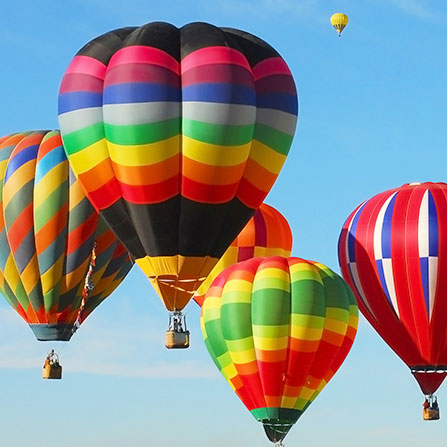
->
[{"left": 330, "top": 13, "right": 349, "bottom": 36}]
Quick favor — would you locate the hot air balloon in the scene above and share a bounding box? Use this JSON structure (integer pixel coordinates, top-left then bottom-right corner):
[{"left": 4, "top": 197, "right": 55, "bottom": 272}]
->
[
  {"left": 58, "top": 21, "right": 298, "bottom": 348},
  {"left": 330, "top": 13, "right": 349, "bottom": 36},
  {"left": 338, "top": 182, "right": 447, "bottom": 420},
  {"left": 201, "top": 256, "right": 358, "bottom": 445},
  {"left": 0, "top": 131, "right": 133, "bottom": 378},
  {"left": 194, "top": 203, "right": 292, "bottom": 306}
]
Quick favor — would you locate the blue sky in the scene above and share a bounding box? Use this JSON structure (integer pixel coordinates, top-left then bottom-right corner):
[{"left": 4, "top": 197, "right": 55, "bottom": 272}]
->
[{"left": 1, "top": 1, "right": 447, "bottom": 446}]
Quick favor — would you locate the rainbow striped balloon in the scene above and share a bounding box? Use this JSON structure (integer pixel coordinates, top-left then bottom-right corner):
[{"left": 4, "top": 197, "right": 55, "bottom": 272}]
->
[
  {"left": 194, "top": 203, "right": 292, "bottom": 306},
  {"left": 58, "top": 22, "right": 298, "bottom": 312},
  {"left": 201, "top": 256, "right": 358, "bottom": 444},
  {"left": 0, "top": 131, "right": 133, "bottom": 341}
]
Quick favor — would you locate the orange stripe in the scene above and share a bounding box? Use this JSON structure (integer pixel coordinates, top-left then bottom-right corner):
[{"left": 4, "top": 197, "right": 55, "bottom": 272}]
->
[
  {"left": 242, "top": 158, "right": 277, "bottom": 193},
  {"left": 37, "top": 134, "right": 63, "bottom": 161},
  {"left": 289, "top": 338, "right": 321, "bottom": 352},
  {"left": 234, "top": 360, "right": 258, "bottom": 375},
  {"left": 66, "top": 212, "right": 97, "bottom": 256},
  {"left": 182, "top": 156, "right": 245, "bottom": 185},
  {"left": 77, "top": 158, "right": 115, "bottom": 193},
  {"left": 112, "top": 154, "right": 180, "bottom": 185},
  {"left": 255, "top": 348, "right": 287, "bottom": 362},
  {"left": 35, "top": 203, "right": 68, "bottom": 254}
]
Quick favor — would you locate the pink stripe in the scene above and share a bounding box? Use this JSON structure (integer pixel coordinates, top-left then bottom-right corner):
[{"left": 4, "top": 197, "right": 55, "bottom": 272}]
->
[
  {"left": 108, "top": 46, "right": 179, "bottom": 75},
  {"left": 182, "top": 64, "right": 253, "bottom": 87},
  {"left": 105, "top": 63, "right": 179, "bottom": 87},
  {"left": 252, "top": 57, "right": 292, "bottom": 81},
  {"left": 181, "top": 47, "right": 251, "bottom": 74},
  {"left": 64, "top": 55, "right": 107, "bottom": 80}
]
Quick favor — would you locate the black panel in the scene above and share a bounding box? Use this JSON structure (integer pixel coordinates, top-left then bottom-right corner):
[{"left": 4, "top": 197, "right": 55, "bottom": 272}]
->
[
  {"left": 180, "top": 22, "right": 242, "bottom": 59},
  {"left": 123, "top": 22, "right": 181, "bottom": 61},
  {"left": 221, "top": 28, "right": 279, "bottom": 67},
  {"left": 77, "top": 27, "right": 137, "bottom": 64},
  {"left": 101, "top": 199, "right": 146, "bottom": 259}
]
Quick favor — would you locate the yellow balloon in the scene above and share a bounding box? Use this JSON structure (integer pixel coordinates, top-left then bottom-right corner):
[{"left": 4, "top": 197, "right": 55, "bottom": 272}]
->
[{"left": 330, "top": 13, "right": 349, "bottom": 36}]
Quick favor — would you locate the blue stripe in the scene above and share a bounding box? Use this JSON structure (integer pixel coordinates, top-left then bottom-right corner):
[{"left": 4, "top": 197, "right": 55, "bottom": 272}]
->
[
  {"left": 4, "top": 145, "right": 38, "bottom": 183},
  {"left": 182, "top": 84, "right": 256, "bottom": 105},
  {"left": 35, "top": 145, "right": 67, "bottom": 184},
  {"left": 382, "top": 194, "right": 397, "bottom": 258},
  {"left": 376, "top": 259, "right": 393, "bottom": 307},
  {"left": 420, "top": 257, "right": 430, "bottom": 316},
  {"left": 428, "top": 191, "right": 439, "bottom": 257},
  {"left": 256, "top": 92, "right": 298, "bottom": 115},
  {"left": 347, "top": 203, "right": 367, "bottom": 262},
  {"left": 58, "top": 92, "right": 103, "bottom": 114},
  {"left": 104, "top": 83, "right": 180, "bottom": 104}
]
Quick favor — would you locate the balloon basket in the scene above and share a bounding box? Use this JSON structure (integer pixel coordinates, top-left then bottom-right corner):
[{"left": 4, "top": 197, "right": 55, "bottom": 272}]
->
[
  {"left": 423, "top": 407, "right": 440, "bottom": 421},
  {"left": 42, "top": 350, "right": 62, "bottom": 380},
  {"left": 42, "top": 364, "right": 62, "bottom": 380},
  {"left": 165, "top": 330, "right": 190, "bottom": 349}
]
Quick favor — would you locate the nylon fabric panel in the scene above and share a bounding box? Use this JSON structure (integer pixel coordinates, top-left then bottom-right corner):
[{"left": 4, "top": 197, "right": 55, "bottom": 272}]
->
[
  {"left": 58, "top": 21, "right": 298, "bottom": 312},
  {"left": 201, "top": 256, "right": 357, "bottom": 441}
]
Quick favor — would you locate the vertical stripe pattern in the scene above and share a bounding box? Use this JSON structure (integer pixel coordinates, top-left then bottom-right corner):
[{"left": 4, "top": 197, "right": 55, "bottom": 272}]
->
[{"left": 338, "top": 182, "right": 447, "bottom": 395}]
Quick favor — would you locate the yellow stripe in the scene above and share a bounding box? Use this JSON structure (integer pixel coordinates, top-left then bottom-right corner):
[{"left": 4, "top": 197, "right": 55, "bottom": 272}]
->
[
  {"left": 183, "top": 135, "right": 250, "bottom": 166},
  {"left": 281, "top": 396, "right": 298, "bottom": 409},
  {"left": 40, "top": 255, "right": 64, "bottom": 294},
  {"left": 324, "top": 318, "right": 348, "bottom": 335},
  {"left": 3, "top": 162, "right": 36, "bottom": 206},
  {"left": 230, "top": 348, "right": 256, "bottom": 364},
  {"left": 20, "top": 255, "right": 41, "bottom": 293},
  {"left": 289, "top": 263, "right": 323, "bottom": 284},
  {"left": 298, "top": 386, "right": 315, "bottom": 401},
  {"left": 34, "top": 162, "right": 68, "bottom": 209},
  {"left": 249, "top": 140, "right": 286, "bottom": 174},
  {"left": 291, "top": 326, "right": 323, "bottom": 341},
  {"left": 226, "top": 337, "right": 254, "bottom": 352},
  {"left": 108, "top": 136, "right": 180, "bottom": 166},
  {"left": 68, "top": 139, "right": 109, "bottom": 175},
  {"left": 253, "top": 335, "right": 288, "bottom": 350},
  {"left": 4, "top": 257, "right": 21, "bottom": 288},
  {"left": 256, "top": 267, "right": 290, "bottom": 282}
]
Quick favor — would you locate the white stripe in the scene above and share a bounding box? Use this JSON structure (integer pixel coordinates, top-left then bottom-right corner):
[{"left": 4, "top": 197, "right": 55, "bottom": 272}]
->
[
  {"left": 418, "top": 190, "right": 429, "bottom": 258},
  {"left": 104, "top": 102, "right": 180, "bottom": 125},
  {"left": 345, "top": 202, "right": 366, "bottom": 263},
  {"left": 59, "top": 107, "right": 103, "bottom": 134},
  {"left": 374, "top": 192, "right": 397, "bottom": 260},
  {"left": 256, "top": 108, "right": 298, "bottom": 135},
  {"left": 182, "top": 102, "right": 256, "bottom": 126},
  {"left": 381, "top": 258, "right": 400, "bottom": 318},
  {"left": 429, "top": 256, "right": 438, "bottom": 319},
  {"left": 348, "top": 262, "right": 377, "bottom": 320}
]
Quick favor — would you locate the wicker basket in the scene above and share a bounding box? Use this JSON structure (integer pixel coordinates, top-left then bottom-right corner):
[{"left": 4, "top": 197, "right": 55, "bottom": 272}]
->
[{"left": 165, "top": 330, "right": 190, "bottom": 349}]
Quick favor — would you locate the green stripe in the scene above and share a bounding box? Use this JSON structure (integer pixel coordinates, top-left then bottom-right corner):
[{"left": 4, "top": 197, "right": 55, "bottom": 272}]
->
[
  {"left": 226, "top": 336, "right": 253, "bottom": 352},
  {"left": 252, "top": 288, "right": 290, "bottom": 325},
  {"left": 290, "top": 280, "right": 326, "bottom": 316},
  {"left": 104, "top": 119, "right": 179, "bottom": 145},
  {"left": 183, "top": 119, "right": 254, "bottom": 146},
  {"left": 250, "top": 407, "right": 302, "bottom": 423},
  {"left": 254, "top": 123, "right": 293, "bottom": 155},
  {"left": 252, "top": 324, "right": 289, "bottom": 337},
  {"left": 204, "top": 319, "right": 228, "bottom": 358},
  {"left": 43, "top": 284, "right": 61, "bottom": 312},
  {"left": 252, "top": 277, "right": 290, "bottom": 294},
  {"left": 221, "top": 302, "right": 252, "bottom": 340},
  {"left": 4, "top": 180, "right": 34, "bottom": 227},
  {"left": 62, "top": 123, "right": 105, "bottom": 154},
  {"left": 34, "top": 183, "right": 68, "bottom": 232}
]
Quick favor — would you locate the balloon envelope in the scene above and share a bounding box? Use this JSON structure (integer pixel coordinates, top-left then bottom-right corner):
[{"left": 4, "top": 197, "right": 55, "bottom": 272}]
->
[
  {"left": 330, "top": 13, "right": 349, "bottom": 35},
  {"left": 194, "top": 203, "right": 292, "bottom": 306},
  {"left": 0, "top": 131, "right": 133, "bottom": 341},
  {"left": 338, "top": 182, "right": 447, "bottom": 394},
  {"left": 58, "top": 22, "right": 298, "bottom": 312},
  {"left": 201, "top": 256, "right": 358, "bottom": 443}
]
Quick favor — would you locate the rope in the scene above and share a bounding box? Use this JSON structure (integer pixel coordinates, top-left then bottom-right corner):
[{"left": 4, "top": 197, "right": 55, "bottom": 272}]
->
[{"left": 76, "top": 241, "right": 97, "bottom": 327}]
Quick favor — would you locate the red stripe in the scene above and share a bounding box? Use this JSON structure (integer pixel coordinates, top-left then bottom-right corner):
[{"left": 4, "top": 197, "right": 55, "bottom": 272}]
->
[
  {"left": 59, "top": 72, "right": 105, "bottom": 94},
  {"left": 7, "top": 204, "right": 34, "bottom": 252},
  {"left": 36, "top": 133, "right": 62, "bottom": 161},
  {"left": 120, "top": 176, "right": 179, "bottom": 204},
  {"left": 86, "top": 178, "right": 122, "bottom": 211},
  {"left": 236, "top": 177, "right": 266, "bottom": 209},
  {"left": 181, "top": 64, "right": 253, "bottom": 87},
  {"left": 182, "top": 177, "right": 238, "bottom": 204},
  {"left": 66, "top": 212, "right": 97, "bottom": 256},
  {"left": 105, "top": 63, "right": 180, "bottom": 87},
  {"left": 256, "top": 74, "right": 296, "bottom": 95}
]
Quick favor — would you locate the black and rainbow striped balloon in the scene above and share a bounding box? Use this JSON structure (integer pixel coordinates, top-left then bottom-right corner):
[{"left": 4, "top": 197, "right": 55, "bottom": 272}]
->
[{"left": 58, "top": 22, "right": 298, "bottom": 312}]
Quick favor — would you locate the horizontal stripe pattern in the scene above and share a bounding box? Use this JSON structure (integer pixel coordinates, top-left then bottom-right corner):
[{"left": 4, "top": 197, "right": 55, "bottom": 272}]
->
[
  {"left": 58, "top": 22, "right": 297, "bottom": 311},
  {"left": 201, "top": 256, "right": 357, "bottom": 435}
]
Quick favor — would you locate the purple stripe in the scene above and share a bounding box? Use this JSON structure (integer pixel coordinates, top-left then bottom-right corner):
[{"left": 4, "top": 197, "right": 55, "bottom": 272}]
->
[{"left": 253, "top": 209, "right": 267, "bottom": 246}]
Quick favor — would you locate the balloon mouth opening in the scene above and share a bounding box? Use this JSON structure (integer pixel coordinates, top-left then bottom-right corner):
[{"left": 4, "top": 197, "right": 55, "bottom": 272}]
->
[
  {"left": 29, "top": 324, "right": 76, "bottom": 341},
  {"left": 263, "top": 422, "right": 294, "bottom": 444}
]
